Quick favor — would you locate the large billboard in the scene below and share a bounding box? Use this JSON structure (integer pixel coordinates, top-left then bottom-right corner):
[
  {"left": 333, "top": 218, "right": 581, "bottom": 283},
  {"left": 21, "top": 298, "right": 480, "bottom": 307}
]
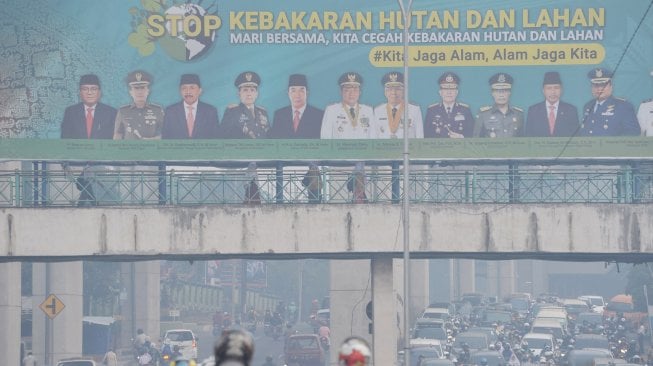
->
[{"left": 0, "top": 0, "right": 652, "bottom": 160}]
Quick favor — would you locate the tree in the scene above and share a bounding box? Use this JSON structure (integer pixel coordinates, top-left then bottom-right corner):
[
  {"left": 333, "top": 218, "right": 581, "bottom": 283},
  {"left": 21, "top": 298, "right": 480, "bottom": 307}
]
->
[{"left": 625, "top": 263, "right": 653, "bottom": 312}]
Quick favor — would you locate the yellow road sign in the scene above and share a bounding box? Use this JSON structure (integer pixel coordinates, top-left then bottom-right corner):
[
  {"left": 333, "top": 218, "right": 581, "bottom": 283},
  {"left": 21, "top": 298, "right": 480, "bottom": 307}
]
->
[{"left": 39, "top": 294, "right": 65, "bottom": 319}]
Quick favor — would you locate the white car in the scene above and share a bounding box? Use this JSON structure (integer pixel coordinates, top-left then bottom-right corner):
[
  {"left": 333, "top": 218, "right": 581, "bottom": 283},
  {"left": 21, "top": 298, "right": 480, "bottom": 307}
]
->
[{"left": 163, "top": 329, "right": 198, "bottom": 360}]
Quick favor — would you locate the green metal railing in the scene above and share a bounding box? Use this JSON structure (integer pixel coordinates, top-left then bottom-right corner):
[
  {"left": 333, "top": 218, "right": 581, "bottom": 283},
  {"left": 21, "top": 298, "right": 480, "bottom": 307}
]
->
[{"left": 1, "top": 164, "right": 651, "bottom": 207}]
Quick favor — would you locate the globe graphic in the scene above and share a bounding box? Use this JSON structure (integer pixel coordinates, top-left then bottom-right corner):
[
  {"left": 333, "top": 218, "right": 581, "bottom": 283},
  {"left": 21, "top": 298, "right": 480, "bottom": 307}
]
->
[{"left": 162, "top": 4, "right": 216, "bottom": 62}]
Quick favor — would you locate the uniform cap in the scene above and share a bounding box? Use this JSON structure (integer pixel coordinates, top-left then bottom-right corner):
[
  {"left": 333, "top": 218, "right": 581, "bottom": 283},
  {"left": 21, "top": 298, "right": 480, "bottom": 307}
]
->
[
  {"left": 235, "top": 71, "right": 260, "bottom": 88},
  {"left": 542, "top": 71, "right": 562, "bottom": 85},
  {"left": 588, "top": 68, "right": 613, "bottom": 84},
  {"left": 438, "top": 72, "right": 460, "bottom": 89},
  {"left": 381, "top": 72, "right": 404, "bottom": 87},
  {"left": 489, "top": 73, "right": 513, "bottom": 90},
  {"left": 338, "top": 72, "right": 363, "bottom": 87},
  {"left": 180, "top": 74, "right": 201, "bottom": 87},
  {"left": 127, "top": 70, "right": 152, "bottom": 87},
  {"left": 79, "top": 74, "right": 100, "bottom": 87},
  {"left": 288, "top": 74, "right": 307, "bottom": 88}
]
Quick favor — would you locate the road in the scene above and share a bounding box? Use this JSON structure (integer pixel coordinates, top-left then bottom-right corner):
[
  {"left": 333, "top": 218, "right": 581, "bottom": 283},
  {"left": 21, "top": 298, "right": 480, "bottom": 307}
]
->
[{"left": 197, "top": 322, "right": 329, "bottom": 366}]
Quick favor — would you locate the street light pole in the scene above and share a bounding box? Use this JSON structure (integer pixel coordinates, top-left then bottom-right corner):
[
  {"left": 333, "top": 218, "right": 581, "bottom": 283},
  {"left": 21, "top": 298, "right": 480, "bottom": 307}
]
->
[{"left": 397, "top": 1, "right": 413, "bottom": 365}]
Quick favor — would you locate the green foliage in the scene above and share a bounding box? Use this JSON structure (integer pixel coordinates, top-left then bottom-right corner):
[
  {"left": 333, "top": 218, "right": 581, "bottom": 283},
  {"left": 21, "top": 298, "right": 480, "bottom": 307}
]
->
[
  {"left": 625, "top": 263, "right": 653, "bottom": 311},
  {"left": 83, "top": 262, "right": 121, "bottom": 314}
]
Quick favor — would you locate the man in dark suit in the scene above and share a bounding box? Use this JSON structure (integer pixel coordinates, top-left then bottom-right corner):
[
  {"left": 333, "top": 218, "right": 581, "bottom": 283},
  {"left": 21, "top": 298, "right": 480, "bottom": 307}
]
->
[
  {"left": 61, "top": 74, "right": 117, "bottom": 139},
  {"left": 268, "top": 74, "right": 323, "bottom": 138},
  {"left": 525, "top": 72, "right": 579, "bottom": 137},
  {"left": 161, "top": 74, "right": 220, "bottom": 139}
]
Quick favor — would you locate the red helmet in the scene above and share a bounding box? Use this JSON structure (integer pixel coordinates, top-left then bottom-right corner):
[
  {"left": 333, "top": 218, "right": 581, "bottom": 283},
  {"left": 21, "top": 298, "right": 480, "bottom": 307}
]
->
[{"left": 338, "top": 336, "right": 371, "bottom": 366}]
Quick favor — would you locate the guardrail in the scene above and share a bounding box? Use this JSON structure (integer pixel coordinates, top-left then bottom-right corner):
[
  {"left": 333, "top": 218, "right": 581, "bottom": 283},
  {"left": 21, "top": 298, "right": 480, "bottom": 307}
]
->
[{"left": 1, "top": 162, "right": 651, "bottom": 206}]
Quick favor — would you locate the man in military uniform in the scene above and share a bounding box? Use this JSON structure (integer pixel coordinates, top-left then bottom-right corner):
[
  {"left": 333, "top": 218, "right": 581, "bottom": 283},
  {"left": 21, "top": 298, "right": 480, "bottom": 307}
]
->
[
  {"left": 320, "top": 72, "right": 374, "bottom": 139},
  {"left": 636, "top": 70, "right": 653, "bottom": 136},
  {"left": 114, "top": 70, "right": 164, "bottom": 140},
  {"left": 372, "top": 71, "right": 423, "bottom": 139},
  {"left": 474, "top": 73, "right": 524, "bottom": 138},
  {"left": 219, "top": 71, "right": 269, "bottom": 139},
  {"left": 580, "top": 68, "right": 640, "bottom": 136},
  {"left": 424, "top": 72, "right": 474, "bottom": 138}
]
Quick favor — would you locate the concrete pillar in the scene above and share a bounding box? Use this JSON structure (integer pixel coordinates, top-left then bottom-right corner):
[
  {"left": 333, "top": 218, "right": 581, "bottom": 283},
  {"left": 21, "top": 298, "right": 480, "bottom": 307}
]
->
[
  {"left": 32, "top": 262, "right": 83, "bottom": 366},
  {"left": 134, "top": 261, "right": 161, "bottom": 341},
  {"left": 330, "top": 259, "right": 371, "bottom": 365},
  {"left": 498, "top": 260, "right": 516, "bottom": 300},
  {"left": 372, "top": 257, "right": 396, "bottom": 366},
  {"left": 486, "top": 261, "right": 499, "bottom": 297},
  {"left": 457, "top": 259, "right": 476, "bottom": 297},
  {"left": 119, "top": 261, "right": 160, "bottom": 346},
  {"left": 0, "top": 262, "right": 21, "bottom": 366},
  {"left": 430, "top": 259, "right": 451, "bottom": 303}
]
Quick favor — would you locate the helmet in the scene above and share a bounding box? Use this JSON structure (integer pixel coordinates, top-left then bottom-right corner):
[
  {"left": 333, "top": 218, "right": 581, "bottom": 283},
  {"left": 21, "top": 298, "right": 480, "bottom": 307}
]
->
[
  {"left": 480, "top": 358, "right": 488, "bottom": 366},
  {"left": 214, "top": 329, "right": 254, "bottom": 366},
  {"left": 338, "top": 336, "right": 371, "bottom": 366}
]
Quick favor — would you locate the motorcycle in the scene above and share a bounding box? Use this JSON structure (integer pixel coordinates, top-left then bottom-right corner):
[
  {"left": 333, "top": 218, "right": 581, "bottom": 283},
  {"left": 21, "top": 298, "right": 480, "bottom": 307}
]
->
[
  {"left": 272, "top": 324, "right": 283, "bottom": 341},
  {"left": 320, "top": 335, "right": 330, "bottom": 351}
]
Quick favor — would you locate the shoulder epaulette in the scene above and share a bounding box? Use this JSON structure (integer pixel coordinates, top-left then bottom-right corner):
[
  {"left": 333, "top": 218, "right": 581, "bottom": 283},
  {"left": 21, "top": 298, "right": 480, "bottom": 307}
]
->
[
  {"left": 149, "top": 103, "right": 163, "bottom": 108},
  {"left": 513, "top": 106, "right": 523, "bottom": 112},
  {"left": 227, "top": 104, "right": 239, "bottom": 109},
  {"left": 457, "top": 102, "right": 469, "bottom": 108},
  {"left": 256, "top": 105, "right": 267, "bottom": 110},
  {"left": 428, "top": 103, "right": 441, "bottom": 108},
  {"left": 479, "top": 106, "right": 492, "bottom": 112},
  {"left": 642, "top": 98, "right": 653, "bottom": 104},
  {"left": 615, "top": 97, "right": 626, "bottom": 102}
]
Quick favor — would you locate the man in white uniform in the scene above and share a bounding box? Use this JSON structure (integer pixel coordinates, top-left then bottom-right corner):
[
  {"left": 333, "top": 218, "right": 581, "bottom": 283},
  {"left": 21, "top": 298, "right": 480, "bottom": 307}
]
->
[
  {"left": 637, "top": 71, "right": 653, "bottom": 136},
  {"left": 321, "top": 72, "right": 373, "bottom": 202},
  {"left": 372, "top": 71, "right": 423, "bottom": 139},
  {"left": 321, "top": 72, "right": 374, "bottom": 139}
]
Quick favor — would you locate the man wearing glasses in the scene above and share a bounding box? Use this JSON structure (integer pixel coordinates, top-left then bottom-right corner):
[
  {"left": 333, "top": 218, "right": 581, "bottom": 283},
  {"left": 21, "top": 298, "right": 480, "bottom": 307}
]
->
[
  {"left": 61, "top": 74, "right": 117, "bottom": 139},
  {"left": 474, "top": 72, "right": 524, "bottom": 138},
  {"left": 372, "top": 71, "right": 423, "bottom": 139}
]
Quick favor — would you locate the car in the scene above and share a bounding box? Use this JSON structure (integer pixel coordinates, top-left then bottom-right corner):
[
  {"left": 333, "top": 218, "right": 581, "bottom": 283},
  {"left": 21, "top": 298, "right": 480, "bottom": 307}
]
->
[
  {"left": 284, "top": 334, "right": 325, "bottom": 366},
  {"left": 470, "top": 350, "right": 507, "bottom": 366},
  {"left": 563, "top": 348, "right": 613, "bottom": 366},
  {"left": 452, "top": 331, "right": 489, "bottom": 354},
  {"left": 409, "top": 346, "right": 447, "bottom": 366},
  {"left": 578, "top": 295, "right": 605, "bottom": 314},
  {"left": 573, "top": 334, "right": 610, "bottom": 350},
  {"left": 163, "top": 329, "right": 198, "bottom": 360},
  {"left": 521, "top": 332, "right": 557, "bottom": 358},
  {"left": 56, "top": 359, "right": 97, "bottom": 366},
  {"left": 421, "top": 359, "right": 455, "bottom": 366},
  {"left": 409, "top": 339, "right": 446, "bottom": 359}
]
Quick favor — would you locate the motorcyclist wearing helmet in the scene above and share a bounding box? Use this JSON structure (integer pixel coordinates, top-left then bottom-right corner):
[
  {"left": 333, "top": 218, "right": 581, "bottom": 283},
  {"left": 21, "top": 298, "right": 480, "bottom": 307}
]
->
[
  {"left": 214, "top": 329, "right": 255, "bottom": 366},
  {"left": 338, "top": 336, "right": 371, "bottom": 366}
]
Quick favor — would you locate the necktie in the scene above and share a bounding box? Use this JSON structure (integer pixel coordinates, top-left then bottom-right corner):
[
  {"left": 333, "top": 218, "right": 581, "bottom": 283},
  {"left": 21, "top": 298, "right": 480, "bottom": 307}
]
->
[
  {"left": 593, "top": 101, "right": 601, "bottom": 113},
  {"left": 548, "top": 105, "right": 556, "bottom": 135},
  {"left": 186, "top": 107, "right": 195, "bottom": 137},
  {"left": 349, "top": 107, "right": 356, "bottom": 119},
  {"left": 293, "top": 110, "right": 300, "bottom": 132},
  {"left": 391, "top": 107, "right": 397, "bottom": 118},
  {"left": 446, "top": 106, "right": 451, "bottom": 115},
  {"left": 85, "top": 107, "right": 94, "bottom": 138}
]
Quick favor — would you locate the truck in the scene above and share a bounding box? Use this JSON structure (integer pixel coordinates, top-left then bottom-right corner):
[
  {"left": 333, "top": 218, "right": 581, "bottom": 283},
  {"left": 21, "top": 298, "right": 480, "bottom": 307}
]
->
[{"left": 602, "top": 294, "right": 647, "bottom": 326}]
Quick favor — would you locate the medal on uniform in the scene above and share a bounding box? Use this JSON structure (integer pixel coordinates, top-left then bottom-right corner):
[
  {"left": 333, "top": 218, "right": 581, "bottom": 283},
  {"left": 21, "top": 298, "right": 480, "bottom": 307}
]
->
[
  {"left": 490, "top": 128, "right": 496, "bottom": 138},
  {"left": 435, "top": 127, "right": 441, "bottom": 134},
  {"left": 386, "top": 104, "right": 404, "bottom": 136},
  {"left": 343, "top": 103, "right": 359, "bottom": 127},
  {"left": 604, "top": 124, "right": 608, "bottom": 129}
]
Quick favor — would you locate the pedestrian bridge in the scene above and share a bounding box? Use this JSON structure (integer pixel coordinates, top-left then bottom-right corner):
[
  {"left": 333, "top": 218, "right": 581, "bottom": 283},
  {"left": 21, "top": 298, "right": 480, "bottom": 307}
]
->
[
  {"left": 1, "top": 161, "right": 651, "bottom": 261},
  {"left": 1, "top": 202, "right": 651, "bottom": 261}
]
